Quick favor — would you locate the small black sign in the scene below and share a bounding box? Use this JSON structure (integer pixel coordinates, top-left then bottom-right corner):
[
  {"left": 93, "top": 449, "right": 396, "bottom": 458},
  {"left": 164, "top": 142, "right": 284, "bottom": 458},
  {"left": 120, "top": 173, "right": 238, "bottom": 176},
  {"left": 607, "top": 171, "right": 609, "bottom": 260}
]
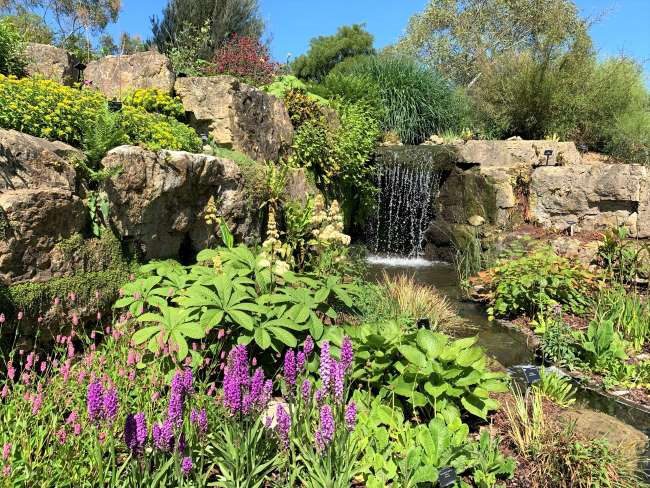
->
[
  {"left": 438, "top": 466, "right": 457, "bottom": 487},
  {"left": 108, "top": 100, "right": 123, "bottom": 113},
  {"left": 522, "top": 366, "right": 541, "bottom": 385},
  {"left": 417, "top": 318, "right": 431, "bottom": 329},
  {"left": 544, "top": 149, "right": 554, "bottom": 157}
]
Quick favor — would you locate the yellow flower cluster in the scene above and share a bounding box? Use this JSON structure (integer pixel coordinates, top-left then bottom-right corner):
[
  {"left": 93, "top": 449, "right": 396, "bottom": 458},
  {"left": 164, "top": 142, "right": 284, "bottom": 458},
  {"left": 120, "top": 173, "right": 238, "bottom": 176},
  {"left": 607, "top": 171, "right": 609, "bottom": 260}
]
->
[
  {"left": 203, "top": 196, "right": 219, "bottom": 226},
  {"left": 0, "top": 75, "right": 105, "bottom": 145},
  {"left": 123, "top": 88, "right": 185, "bottom": 119},
  {"left": 310, "top": 195, "right": 351, "bottom": 247},
  {"left": 258, "top": 208, "right": 292, "bottom": 275}
]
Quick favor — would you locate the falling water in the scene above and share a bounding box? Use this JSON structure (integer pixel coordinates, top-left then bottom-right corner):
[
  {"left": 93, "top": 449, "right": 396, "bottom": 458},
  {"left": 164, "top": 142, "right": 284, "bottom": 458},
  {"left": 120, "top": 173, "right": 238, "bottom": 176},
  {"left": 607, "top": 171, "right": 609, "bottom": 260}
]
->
[{"left": 366, "top": 147, "right": 443, "bottom": 258}]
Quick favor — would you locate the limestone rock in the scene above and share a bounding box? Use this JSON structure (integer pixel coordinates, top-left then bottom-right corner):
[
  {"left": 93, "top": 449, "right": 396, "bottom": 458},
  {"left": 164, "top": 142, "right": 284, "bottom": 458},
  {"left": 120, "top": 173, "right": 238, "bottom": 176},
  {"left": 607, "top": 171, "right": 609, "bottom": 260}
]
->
[
  {"left": 550, "top": 237, "right": 601, "bottom": 265},
  {"left": 85, "top": 51, "right": 175, "bottom": 99},
  {"left": 0, "top": 189, "right": 86, "bottom": 284},
  {"left": 284, "top": 168, "right": 319, "bottom": 205},
  {"left": 175, "top": 76, "right": 293, "bottom": 163},
  {"left": 560, "top": 408, "right": 648, "bottom": 461},
  {"left": 0, "top": 129, "right": 81, "bottom": 192},
  {"left": 24, "top": 43, "right": 77, "bottom": 85},
  {"left": 530, "top": 163, "right": 649, "bottom": 236},
  {"left": 101, "top": 146, "right": 258, "bottom": 260},
  {"left": 453, "top": 140, "right": 582, "bottom": 169}
]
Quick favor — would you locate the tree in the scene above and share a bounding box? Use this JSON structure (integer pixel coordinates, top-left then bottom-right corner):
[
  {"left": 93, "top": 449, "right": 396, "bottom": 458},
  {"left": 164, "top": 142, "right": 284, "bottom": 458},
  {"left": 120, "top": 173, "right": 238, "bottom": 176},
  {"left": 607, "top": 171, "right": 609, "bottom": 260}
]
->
[
  {"left": 2, "top": 7, "right": 54, "bottom": 44},
  {"left": 395, "top": 0, "right": 592, "bottom": 87},
  {"left": 151, "top": 0, "right": 264, "bottom": 58},
  {"left": 292, "top": 24, "right": 375, "bottom": 82},
  {"left": 1, "top": 0, "right": 120, "bottom": 44},
  {"left": 99, "top": 32, "right": 147, "bottom": 56}
]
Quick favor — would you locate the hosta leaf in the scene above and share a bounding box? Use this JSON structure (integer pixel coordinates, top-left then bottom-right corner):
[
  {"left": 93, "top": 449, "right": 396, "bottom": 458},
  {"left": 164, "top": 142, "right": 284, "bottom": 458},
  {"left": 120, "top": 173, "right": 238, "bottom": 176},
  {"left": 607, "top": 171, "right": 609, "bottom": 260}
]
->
[
  {"left": 416, "top": 329, "right": 445, "bottom": 359},
  {"left": 266, "top": 326, "right": 298, "bottom": 348},
  {"left": 461, "top": 395, "right": 488, "bottom": 419},
  {"left": 398, "top": 345, "right": 427, "bottom": 369},
  {"left": 177, "top": 323, "right": 205, "bottom": 339},
  {"left": 254, "top": 328, "right": 272, "bottom": 350},
  {"left": 411, "top": 466, "right": 438, "bottom": 484},
  {"left": 228, "top": 310, "right": 255, "bottom": 330},
  {"left": 456, "top": 347, "right": 484, "bottom": 367}
]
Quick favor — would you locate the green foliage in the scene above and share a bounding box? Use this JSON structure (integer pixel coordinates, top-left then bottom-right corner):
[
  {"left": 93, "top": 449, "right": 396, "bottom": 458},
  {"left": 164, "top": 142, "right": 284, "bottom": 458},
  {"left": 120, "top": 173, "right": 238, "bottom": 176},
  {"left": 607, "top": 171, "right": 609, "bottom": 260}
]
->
[
  {"left": 82, "top": 108, "right": 127, "bottom": 167},
  {"left": 164, "top": 20, "right": 212, "bottom": 76},
  {"left": 607, "top": 108, "right": 650, "bottom": 165},
  {"left": 0, "top": 75, "right": 105, "bottom": 145},
  {"left": 595, "top": 287, "right": 650, "bottom": 352},
  {"left": 284, "top": 88, "right": 327, "bottom": 129},
  {"left": 2, "top": 8, "right": 54, "bottom": 44},
  {"left": 580, "top": 317, "right": 627, "bottom": 371},
  {"left": 597, "top": 225, "right": 650, "bottom": 284},
  {"left": 538, "top": 314, "right": 581, "bottom": 368},
  {"left": 263, "top": 75, "right": 329, "bottom": 105},
  {"left": 347, "top": 321, "right": 508, "bottom": 420},
  {"left": 208, "top": 144, "right": 268, "bottom": 203},
  {"left": 122, "top": 88, "right": 185, "bottom": 119},
  {"left": 485, "top": 249, "right": 594, "bottom": 319},
  {"left": 0, "top": 18, "right": 25, "bottom": 76},
  {"left": 118, "top": 105, "right": 201, "bottom": 152},
  {"left": 312, "top": 71, "right": 385, "bottom": 121},
  {"left": 292, "top": 24, "right": 375, "bottom": 82},
  {"left": 119, "top": 241, "right": 359, "bottom": 362},
  {"left": 355, "top": 392, "right": 514, "bottom": 487},
  {"left": 151, "top": 0, "right": 264, "bottom": 60},
  {"left": 331, "top": 55, "right": 462, "bottom": 144},
  {"left": 533, "top": 369, "right": 576, "bottom": 407}
]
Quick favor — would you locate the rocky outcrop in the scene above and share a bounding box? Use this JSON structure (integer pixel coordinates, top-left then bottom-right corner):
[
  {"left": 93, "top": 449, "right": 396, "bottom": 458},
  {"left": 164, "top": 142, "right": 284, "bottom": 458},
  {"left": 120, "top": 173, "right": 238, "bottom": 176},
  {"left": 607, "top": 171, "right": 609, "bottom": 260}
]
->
[
  {"left": 24, "top": 43, "right": 77, "bottom": 85},
  {"left": 84, "top": 51, "right": 175, "bottom": 99},
  {"left": 175, "top": 76, "right": 293, "bottom": 163},
  {"left": 530, "top": 163, "right": 650, "bottom": 237},
  {"left": 453, "top": 140, "right": 582, "bottom": 169},
  {"left": 0, "top": 129, "right": 86, "bottom": 284},
  {"left": 101, "top": 146, "right": 258, "bottom": 260}
]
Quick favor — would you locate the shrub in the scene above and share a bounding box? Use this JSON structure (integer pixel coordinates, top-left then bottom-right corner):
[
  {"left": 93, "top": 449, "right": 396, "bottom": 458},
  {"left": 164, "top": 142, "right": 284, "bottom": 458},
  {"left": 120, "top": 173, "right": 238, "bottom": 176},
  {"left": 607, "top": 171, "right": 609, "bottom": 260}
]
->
[
  {"left": 82, "top": 108, "right": 127, "bottom": 167},
  {"left": 283, "top": 88, "right": 326, "bottom": 129},
  {"left": 0, "top": 17, "right": 26, "bottom": 76},
  {"left": 606, "top": 109, "right": 650, "bottom": 165},
  {"left": 122, "top": 88, "right": 185, "bottom": 119},
  {"left": 331, "top": 55, "right": 462, "bottom": 144},
  {"left": 205, "top": 34, "right": 279, "bottom": 86},
  {"left": 262, "top": 74, "right": 329, "bottom": 105},
  {"left": 292, "top": 24, "right": 375, "bottom": 82},
  {"left": 379, "top": 273, "right": 458, "bottom": 330},
  {"left": 0, "top": 75, "right": 105, "bottom": 145},
  {"left": 480, "top": 249, "right": 596, "bottom": 319}
]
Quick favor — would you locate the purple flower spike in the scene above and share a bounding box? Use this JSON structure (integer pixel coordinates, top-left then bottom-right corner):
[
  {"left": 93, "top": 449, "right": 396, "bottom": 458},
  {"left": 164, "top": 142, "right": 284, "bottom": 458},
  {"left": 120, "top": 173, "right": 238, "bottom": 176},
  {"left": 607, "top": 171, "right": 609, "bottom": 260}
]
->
[
  {"left": 103, "top": 387, "right": 119, "bottom": 422},
  {"left": 190, "top": 408, "right": 208, "bottom": 435},
  {"left": 296, "top": 351, "right": 306, "bottom": 371},
  {"left": 332, "top": 360, "right": 344, "bottom": 403},
  {"left": 283, "top": 350, "right": 297, "bottom": 387},
  {"left": 315, "top": 404, "right": 335, "bottom": 451},
  {"left": 301, "top": 379, "right": 312, "bottom": 401},
  {"left": 303, "top": 336, "right": 314, "bottom": 357},
  {"left": 319, "top": 341, "right": 332, "bottom": 391},
  {"left": 223, "top": 345, "right": 249, "bottom": 414},
  {"left": 125, "top": 412, "right": 147, "bottom": 453},
  {"left": 181, "top": 456, "right": 193, "bottom": 476},
  {"left": 345, "top": 402, "right": 357, "bottom": 431},
  {"left": 87, "top": 381, "right": 103, "bottom": 422},
  {"left": 340, "top": 336, "right": 353, "bottom": 372},
  {"left": 152, "top": 419, "right": 174, "bottom": 451},
  {"left": 275, "top": 404, "right": 291, "bottom": 449}
]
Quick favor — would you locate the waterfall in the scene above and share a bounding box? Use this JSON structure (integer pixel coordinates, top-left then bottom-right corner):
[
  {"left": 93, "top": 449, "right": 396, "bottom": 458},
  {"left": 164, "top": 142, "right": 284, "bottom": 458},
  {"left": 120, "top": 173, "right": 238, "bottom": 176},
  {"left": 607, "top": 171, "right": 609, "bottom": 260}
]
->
[{"left": 366, "top": 146, "right": 444, "bottom": 258}]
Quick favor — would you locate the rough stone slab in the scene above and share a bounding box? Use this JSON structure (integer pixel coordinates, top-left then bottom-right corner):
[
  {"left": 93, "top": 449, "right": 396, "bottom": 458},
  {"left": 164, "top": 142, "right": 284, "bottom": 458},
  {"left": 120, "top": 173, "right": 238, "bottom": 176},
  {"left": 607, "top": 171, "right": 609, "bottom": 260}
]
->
[
  {"left": 85, "top": 51, "right": 175, "bottom": 99},
  {"left": 453, "top": 140, "right": 582, "bottom": 168},
  {"left": 0, "top": 129, "right": 81, "bottom": 192},
  {"left": 24, "top": 43, "right": 77, "bottom": 85},
  {"left": 0, "top": 189, "right": 86, "bottom": 284},
  {"left": 175, "top": 76, "right": 293, "bottom": 163},
  {"left": 101, "top": 145, "right": 257, "bottom": 260},
  {"left": 530, "top": 163, "right": 648, "bottom": 235}
]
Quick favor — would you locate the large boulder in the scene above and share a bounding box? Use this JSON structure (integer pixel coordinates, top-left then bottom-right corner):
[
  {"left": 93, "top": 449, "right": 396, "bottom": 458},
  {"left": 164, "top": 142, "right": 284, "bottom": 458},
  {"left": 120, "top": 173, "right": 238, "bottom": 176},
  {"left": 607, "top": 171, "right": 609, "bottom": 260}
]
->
[
  {"left": 175, "top": 76, "right": 293, "bottom": 163},
  {"left": 0, "top": 189, "right": 86, "bottom": 284},
  {"left": 24, "top": 43, "right": 77, "bottom": 85},
  {"left": 0, "top": 130, "right": 86, "bottom": 284},
  {"left": 452, "top": 140, "right": 582, "bottom": 169},
  {"left": 0, "top": 129, "right": 81, "bottom": 191},
  {"left": 530, "top": 163, "right": 650, "bottom": 237},
  {"left": 84, "top": 51, "right": 175, "bottom": 99},
  {"left": 101, "top": 146, "right": 258, "bottom": 260}
]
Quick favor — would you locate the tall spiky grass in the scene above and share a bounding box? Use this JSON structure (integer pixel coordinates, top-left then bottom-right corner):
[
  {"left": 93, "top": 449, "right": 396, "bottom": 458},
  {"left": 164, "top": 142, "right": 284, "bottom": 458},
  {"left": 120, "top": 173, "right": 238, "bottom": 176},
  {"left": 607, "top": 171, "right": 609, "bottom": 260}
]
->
[{"left": 380, "top": 272, "right": 459, "bottom": 330}]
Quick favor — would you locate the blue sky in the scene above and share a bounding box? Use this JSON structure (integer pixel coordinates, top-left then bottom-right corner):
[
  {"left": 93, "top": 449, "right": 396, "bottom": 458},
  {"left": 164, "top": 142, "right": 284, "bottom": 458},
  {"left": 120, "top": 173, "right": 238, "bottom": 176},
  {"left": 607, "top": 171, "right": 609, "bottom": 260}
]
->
[{"left": 106, "top": 0, "right": 649, "bottom": 79}]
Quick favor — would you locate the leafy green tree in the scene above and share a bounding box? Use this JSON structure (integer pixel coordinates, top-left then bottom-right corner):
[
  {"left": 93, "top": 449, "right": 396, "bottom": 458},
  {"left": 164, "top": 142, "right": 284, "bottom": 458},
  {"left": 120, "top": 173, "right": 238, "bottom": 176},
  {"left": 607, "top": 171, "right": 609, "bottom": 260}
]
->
[
  {"left": 1, "top": 0, "right": 120, "bottom": 44},
  {"left": 2, "top": 7, "right": 53, "bottom": 44},
  {"left": 292, "top": 24, "right": 375, "bottom": 82},
  {"left": 99, "top": 32, "right": 147, "bottom": 56},
  {"left": 151, "top": 0, "right": 263, "bottom": 58},
  {"left": 0, "top": 16, "right": 26, "bottom": 75}
]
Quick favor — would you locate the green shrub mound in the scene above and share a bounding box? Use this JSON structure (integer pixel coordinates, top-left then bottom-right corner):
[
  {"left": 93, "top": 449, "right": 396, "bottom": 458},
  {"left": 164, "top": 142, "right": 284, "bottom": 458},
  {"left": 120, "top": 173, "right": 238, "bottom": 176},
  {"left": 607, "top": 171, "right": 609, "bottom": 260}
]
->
[
  {"left": 0, "top": 18, "right": 26, "bottom": 76},
  {"left": 0, "top": 76, "right": 201, "bottom": 155}
]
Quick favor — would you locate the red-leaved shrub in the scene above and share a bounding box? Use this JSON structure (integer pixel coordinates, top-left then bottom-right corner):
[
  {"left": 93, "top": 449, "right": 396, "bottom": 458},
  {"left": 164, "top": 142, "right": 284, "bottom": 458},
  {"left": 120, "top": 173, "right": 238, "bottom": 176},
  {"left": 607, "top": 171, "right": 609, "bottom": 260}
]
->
[{"left": 205, "top": 34, "right": 279, "bottom": 86}]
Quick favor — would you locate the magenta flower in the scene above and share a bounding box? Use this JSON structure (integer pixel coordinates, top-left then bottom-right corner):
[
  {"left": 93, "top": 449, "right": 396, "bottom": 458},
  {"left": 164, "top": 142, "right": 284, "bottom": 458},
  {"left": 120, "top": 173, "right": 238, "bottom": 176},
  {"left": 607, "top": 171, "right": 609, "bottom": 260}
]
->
[
  {"left": 296, "top": 351, "right": 306, "bottom": 371},
  {"left": 340, "top": 336, "right": 353, "bottom": 372},
  {"left": 315, "top": 405, "right": 335, "bottom": 451},
  {"left": 87, "top": 381, "right": 103, "bottom": 422},
  {"left": 181, "top": 456, "right": 193, "bottom": 476},
  {"left": 283, "top": 350, "right": 297, "bottom": 387},
  {"left": 2, "top": 443, "right": 10, "bottom": 461},
  {"left": 190, "top": 408, "right": 208, "bottom": 435},
  {"left": 152, "top": 419, "right": 174, "bottom": 451},
  {"left": 301, "top": 379, "right": 312, "bottom": 401},
  {"left": 319, "top": 341, "right": 332, "bottom": 391},
  {"left": 332, "top": 360, "right": 345, "bottom": 403},
  {"left": 275, "top": 404, "right": 291, "bottom": 449},
  {"left": 303, "top": 336, "right": 314, "bottom": 356},
  {"left": 125, "top": 413, "right": 147, "bottom": 453},
  {"left": 345, "top": 402, "right": 357, "bottom": 431},
  {"left": 103, "top": 387, "right": 119, "bottom": 422},
  {"left": 222, "top": 346, "right": 270, "bottom": 415},
  {"left": 0, "top": 313, "right": 5, "bottom": 324}
]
